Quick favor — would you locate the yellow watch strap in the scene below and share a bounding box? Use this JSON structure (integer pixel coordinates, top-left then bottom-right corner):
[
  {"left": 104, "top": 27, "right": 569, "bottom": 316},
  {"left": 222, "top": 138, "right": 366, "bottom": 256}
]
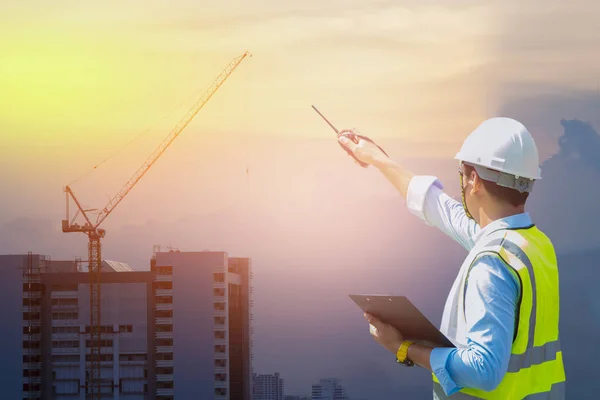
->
[{"left": 396, "top": 340, "right": 414, "bottom": 362}]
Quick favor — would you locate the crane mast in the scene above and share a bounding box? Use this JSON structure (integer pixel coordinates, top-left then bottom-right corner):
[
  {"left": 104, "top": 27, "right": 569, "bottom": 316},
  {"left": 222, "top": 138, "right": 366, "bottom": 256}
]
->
[{"left": 62, "top": 51, "right": 251, "bottom": 399}]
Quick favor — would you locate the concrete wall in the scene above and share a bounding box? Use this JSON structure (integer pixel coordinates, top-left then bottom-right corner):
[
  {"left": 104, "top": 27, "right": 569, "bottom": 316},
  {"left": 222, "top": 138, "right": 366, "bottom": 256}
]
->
[{"left": 78, "top": 281, "right": 148, "bottom": 353}]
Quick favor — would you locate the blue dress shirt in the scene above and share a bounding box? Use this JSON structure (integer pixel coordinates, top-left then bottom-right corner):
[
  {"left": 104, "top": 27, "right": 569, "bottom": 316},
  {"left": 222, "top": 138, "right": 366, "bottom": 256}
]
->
[{"left": 406, "top": 175, "right": 525, "bottom": 396}]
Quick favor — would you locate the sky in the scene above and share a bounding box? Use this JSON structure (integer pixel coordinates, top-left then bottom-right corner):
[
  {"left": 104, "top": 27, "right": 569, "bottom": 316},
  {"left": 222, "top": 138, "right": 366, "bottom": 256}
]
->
[
  {"left": 1, "top": 0, "right": 508, "bottom": 226},
  {"left": 2, "top": 0, "right": 600, "bottom": 398},
  {"left": 1, "top": 0, "right": 496, "bottom": 144},
  {"left": 2, "top": 0, "right": 599, "bottom": 227}
]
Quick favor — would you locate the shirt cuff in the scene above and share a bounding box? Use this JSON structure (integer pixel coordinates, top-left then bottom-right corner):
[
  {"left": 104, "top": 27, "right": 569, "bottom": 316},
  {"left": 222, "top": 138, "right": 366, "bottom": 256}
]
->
[
  {"left": 406, "top": 175, "right": 443, "bottom": 225},
  {"left": 430, "top": 347, "right": 461, "bottom": 396}
]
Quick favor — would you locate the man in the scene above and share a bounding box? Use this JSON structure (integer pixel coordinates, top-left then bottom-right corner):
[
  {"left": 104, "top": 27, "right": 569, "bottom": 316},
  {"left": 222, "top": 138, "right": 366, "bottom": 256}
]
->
[{"left": 337, "top": 117, "right": 566, "bottom": 399}]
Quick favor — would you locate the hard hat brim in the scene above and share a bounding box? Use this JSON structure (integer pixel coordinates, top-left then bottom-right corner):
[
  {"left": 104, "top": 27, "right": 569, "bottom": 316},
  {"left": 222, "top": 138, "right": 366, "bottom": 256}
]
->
[{"left": 455, "top": 153, "right": 541, "bottom": 180}]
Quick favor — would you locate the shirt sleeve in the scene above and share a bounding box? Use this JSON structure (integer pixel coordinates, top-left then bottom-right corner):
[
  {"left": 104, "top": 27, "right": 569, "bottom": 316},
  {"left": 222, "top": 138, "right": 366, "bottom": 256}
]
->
[
  {"left": 406, "top": 175, "right": 481, "bottom": 251},
  {"left": 429, "top": 255, "right": 521, "bottom": 395}
]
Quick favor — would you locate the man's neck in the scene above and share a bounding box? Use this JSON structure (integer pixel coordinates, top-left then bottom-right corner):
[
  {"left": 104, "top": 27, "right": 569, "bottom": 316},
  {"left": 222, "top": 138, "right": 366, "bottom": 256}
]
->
[{"left": 478, "top": 204, "right": 526, "bottom": 228}]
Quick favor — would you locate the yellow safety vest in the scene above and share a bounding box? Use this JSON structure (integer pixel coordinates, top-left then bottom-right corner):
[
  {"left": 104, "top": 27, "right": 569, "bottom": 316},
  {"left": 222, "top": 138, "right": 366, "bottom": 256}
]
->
[{"left": 433, "top": 226, "right": 566, "bottom": 399}]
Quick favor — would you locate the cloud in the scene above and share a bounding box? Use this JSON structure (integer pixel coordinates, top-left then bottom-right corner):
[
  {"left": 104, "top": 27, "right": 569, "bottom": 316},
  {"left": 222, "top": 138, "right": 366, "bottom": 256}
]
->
[
  {"left": 144, "top": 1, "right": 397, "bottom": 32},
  {"left": 557, "top": 119, "right": 600, "bottom": 170},
  {"left": 492, "top": 75, "right": 600, "bottom": 255},
  {"left": 497, "top": 88, "right": 600, "bottom": 160},
  {"left": 482, "top": 0, "right": 600, "bottom": 106},
  {"left": 495, "top": 0, "right": 600, "bottom": 55},
  {"left": 526, "top": 117, "right": 600, "bottom": 254}
]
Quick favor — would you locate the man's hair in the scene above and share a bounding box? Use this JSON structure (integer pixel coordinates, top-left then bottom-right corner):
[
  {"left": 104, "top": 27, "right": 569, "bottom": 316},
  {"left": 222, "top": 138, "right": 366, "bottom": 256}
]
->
[{"left": 464, "top": 164, "right": 529, "bottom": 207}]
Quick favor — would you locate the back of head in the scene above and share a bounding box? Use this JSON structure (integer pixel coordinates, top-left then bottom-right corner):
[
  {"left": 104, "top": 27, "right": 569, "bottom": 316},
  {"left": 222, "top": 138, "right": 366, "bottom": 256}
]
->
[{"left": 462, "top": 163, "right": 529, "bottom": 207}]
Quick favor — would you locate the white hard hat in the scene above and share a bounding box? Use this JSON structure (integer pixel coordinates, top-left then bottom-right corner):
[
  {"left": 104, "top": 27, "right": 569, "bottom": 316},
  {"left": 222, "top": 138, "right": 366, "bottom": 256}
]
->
[{"left": 455, "top": 117, "right": 541, "bottom": 192}]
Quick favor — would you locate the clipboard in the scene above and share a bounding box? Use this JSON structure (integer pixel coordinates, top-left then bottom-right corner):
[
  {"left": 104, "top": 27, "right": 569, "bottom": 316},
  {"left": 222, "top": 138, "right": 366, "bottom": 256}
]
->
[{"left": 350, "top": 294, "right": 455, "bottom": 348}]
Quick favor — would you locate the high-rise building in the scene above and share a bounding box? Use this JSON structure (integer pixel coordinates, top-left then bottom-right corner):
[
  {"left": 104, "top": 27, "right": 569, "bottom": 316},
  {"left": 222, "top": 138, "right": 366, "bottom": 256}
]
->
[
  {"left": 253, "top": 372, "right": 284, "bottom": 400},
  {"left": 152, "top": 251, "right": 253, "bottom": 400},
  {"left": 0, "top": 251, "right": 253, "bottom": 400},
  {"left": 310, "top": 378, "right": 348, "bottom": 400}
]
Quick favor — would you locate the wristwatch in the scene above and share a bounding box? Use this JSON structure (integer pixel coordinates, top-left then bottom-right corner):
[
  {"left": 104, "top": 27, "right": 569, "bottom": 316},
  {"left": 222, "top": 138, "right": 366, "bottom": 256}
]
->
[{"left": 396, "top": 340, "right": 415, "bottom": 367}]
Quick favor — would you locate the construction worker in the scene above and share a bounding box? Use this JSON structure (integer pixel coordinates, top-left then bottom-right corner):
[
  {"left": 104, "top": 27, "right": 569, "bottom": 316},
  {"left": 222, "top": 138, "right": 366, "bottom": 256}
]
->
[{"left": 337, "top": 118, "right": 566, "bottom": 399}]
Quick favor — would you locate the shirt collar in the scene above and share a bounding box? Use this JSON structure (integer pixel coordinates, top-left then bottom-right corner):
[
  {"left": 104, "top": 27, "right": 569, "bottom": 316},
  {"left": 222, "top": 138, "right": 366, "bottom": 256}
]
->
[{"left": 472, "top": 212, "right": 533, "bottom": 243}]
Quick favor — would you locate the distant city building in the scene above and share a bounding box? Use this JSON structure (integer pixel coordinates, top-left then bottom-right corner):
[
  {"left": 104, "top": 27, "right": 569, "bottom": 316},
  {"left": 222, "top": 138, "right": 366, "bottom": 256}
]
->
[
  {"left": 310, "top": 378, "right": 348, "bottom": 400},
  {"left": 0, "top": 251, "right": 253, "bottom": 400},
  {"left": 253, "top": 372, "right": 284, "bottom": 400}
]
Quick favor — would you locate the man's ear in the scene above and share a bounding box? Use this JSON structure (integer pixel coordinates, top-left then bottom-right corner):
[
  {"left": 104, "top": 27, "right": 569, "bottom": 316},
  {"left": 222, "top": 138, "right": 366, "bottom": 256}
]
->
[{"left": 469, "top": 170, "right": 481, "bottom": 195}]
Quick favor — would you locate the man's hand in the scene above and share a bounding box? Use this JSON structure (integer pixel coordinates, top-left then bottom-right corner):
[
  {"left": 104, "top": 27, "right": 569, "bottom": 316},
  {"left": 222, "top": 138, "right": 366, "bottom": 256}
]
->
[
  {"left": 336, "top": 128, "right": 414, "bottom": 199},
  {"left": 364, "top": 312, "right": 404, "bottom": 354},
  {"left": 338, "top": 129, "right": 389, "bottom": 167}
]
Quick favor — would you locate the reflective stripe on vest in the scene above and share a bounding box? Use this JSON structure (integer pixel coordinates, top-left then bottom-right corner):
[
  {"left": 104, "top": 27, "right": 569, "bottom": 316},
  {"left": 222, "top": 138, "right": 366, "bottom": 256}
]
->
[
  {"left": 432, "top": 227, "right": 566, "bottom": 399},
  {"left": 433, "top": 381, "right": 566, "bottom": 400}
]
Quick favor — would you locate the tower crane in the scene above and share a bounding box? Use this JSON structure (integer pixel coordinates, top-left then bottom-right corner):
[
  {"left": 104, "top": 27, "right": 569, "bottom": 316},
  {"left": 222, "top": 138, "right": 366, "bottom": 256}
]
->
[{"left": 62, "top": 51, "right": 251, "bottom": 399}]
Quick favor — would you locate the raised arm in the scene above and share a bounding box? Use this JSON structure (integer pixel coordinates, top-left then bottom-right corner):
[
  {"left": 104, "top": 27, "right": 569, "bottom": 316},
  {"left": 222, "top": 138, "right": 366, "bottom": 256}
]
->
[
  {"left": 338, "top": 131, "right": 480, "bottom": 251},
  {"left": 404, "top": 175, "right": 480, "bottom": 251}
]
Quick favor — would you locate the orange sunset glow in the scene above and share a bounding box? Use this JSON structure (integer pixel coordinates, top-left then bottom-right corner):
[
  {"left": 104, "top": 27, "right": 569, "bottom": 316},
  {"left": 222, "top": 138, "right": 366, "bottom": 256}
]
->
[{"left": 1, "top": 1, "right": 505, "bottom": 229}]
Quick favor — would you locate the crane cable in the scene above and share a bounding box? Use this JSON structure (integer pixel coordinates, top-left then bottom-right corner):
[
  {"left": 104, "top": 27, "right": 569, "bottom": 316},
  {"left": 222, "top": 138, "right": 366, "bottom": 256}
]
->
[{"left": 67, "top": 84, "right": 207, "bottom": 187}]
